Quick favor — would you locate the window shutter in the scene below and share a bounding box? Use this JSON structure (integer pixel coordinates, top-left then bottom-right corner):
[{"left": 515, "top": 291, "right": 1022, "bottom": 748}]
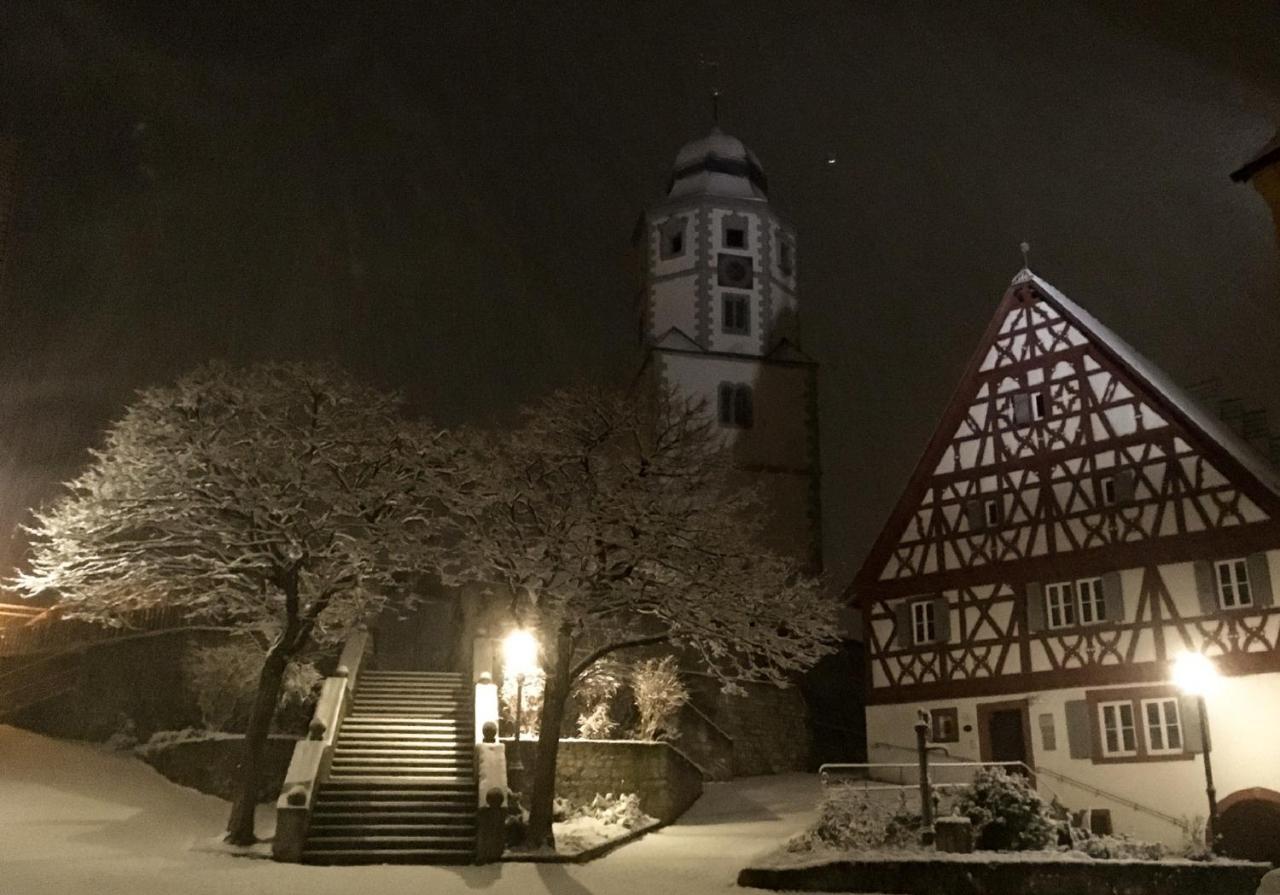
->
[
  {"left": 1064, "top": 700, "right": 1092, "bottom": 759},
  {"left": 1179, "top": 695, "right": 1207, "bottom": 753},
  {"left": 1247, "top": 553, "right": 1274, "bottom": 608},
  {"left": 1193, "top": 561, "right": 1219, "bottom": 615},
  {"left": 894, "top": 601, "right": 913, "bottom": 649},
  {"left": 1115, "top": 469, "right": 1136, "bottom": 503},
  {"left": 1025, "top": 582, "right": 1046, "bottom": 634},
  {"left": 933, "top": 598, "right": 951, "bottom": 643},
  {"left": 1101, "top": 571, "right": 1124, "bottom": 622},
  {"left": 1012, "top": 393, "right": 1032, "bottom": 424},
  {"left": 964, "top": 499, "right": 985, "bottom": 532}
]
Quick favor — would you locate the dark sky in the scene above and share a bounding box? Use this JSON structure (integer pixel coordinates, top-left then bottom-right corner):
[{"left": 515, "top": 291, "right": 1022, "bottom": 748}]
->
[{"left": 0, "top": 1, "right": 1278, "bottom": 584}]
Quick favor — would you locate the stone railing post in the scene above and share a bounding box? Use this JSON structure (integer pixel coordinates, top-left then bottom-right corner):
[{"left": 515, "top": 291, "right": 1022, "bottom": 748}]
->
[{"left": 473, "top": 672, "right": 507, "bottom": 864}]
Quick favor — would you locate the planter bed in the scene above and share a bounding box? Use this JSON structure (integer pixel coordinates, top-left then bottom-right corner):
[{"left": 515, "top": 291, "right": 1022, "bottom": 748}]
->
[{"left": 737, "top": 847, "right": 1271, "bottom": 895}]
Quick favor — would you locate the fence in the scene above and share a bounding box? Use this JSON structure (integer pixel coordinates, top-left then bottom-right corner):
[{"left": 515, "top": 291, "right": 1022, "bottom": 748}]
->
[{"left": 0, "top": 604, "right": 193, "bottom": 658}]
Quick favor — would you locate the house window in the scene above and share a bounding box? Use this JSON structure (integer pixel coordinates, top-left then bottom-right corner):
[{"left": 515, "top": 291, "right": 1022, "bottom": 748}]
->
[
  {"left": 1098, "top": 701, "right": 1138, "bottom": 757},
  {"left": 669, "top": 231, "right": 684, "bottom": 254},
  {"left": 659, "top": 219, "right": 687, "bottom": 259},
  {"left": 984, "top": 498, "right": 1002, "bottom": 527},
  {"left": 724, "top": 226, "right": 746, "bottom": 249},
  {"left": 1077, "top": 577, "right": 1106, "bottom": 624},
  {"left": 1046, "top": 582, "right": 1077, "bottom": 629},
  {"left": 778, "top": 240, "right": 795, "bottom": 276},
  {"left": 911, "top": 600, "right": 937, "bottom": 645},
  {"left": 1141, "top": 698, "right": 1183, "bottom": 755},
  {"left": 1216, "top": 558, "right": 1252, "bottom": 609},
  {"left": 1100, "top": 476, "right": 1117, "bottom": 506},
  {"left": 722, "top": 294, "right": 750, "bottom": 335},
  {"left": 717, "top": 382, "right": 753, "bottom": 429},
  {"left": 1012, "top": 391, "right": 1047, "bottom": 425},
  {"left": 929, "top": 707, "right": 959, "bottom": 743}
]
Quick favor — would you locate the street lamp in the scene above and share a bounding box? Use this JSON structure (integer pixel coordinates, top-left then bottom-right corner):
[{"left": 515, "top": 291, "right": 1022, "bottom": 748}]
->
[
  {"left": 503, "top": 628, "right": 539, "bottom": 740},
  {"left": 1172, "top": 650, "right": 1220, "bottom": 852}
]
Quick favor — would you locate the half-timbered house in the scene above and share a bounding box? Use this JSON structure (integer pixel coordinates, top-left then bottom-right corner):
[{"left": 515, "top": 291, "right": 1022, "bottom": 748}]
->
[{"left": 851, "top": 267, "right": 1280, "bottom": 857}]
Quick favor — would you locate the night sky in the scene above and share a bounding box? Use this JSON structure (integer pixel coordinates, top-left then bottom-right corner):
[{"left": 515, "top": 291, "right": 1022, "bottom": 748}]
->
[{"left": 0, "top": 2, "right": 1278, "bottom": 584}]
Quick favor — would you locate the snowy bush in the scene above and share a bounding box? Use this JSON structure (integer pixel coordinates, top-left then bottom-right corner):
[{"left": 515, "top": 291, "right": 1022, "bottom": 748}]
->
[
  {"left": 184, "top": 639, "right": 321, "bottom": 732},
  {"left": 953, "top": 767, "right": 1056, "bottom": 851},
  {"left": 630, "top": 656, "right": 688, "bottom": 741},
  {"left": 1076, "top": 833, "right": 1167, "bottom": 860},
  {"left": 1179, "top": 815, "right": 1212, "bottom": 861},
  {"left": 573, "top": 793, "right": 651, "bottom": 830},
  {"left": 575, "top": 664, "right": 622, "bottom": 739},
  {"left": 791, "top": 785, "right": 934, "bottom": 853}
]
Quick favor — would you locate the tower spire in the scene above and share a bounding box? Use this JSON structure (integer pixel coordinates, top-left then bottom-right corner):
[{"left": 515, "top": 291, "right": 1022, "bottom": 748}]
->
[{"left": 712, "top": 89, "right": 720, "bottom": 126}]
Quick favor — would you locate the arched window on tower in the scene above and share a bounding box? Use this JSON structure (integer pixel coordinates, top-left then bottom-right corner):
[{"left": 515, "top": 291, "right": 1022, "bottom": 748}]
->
[{"left": 717, "top": 382, "right": 754, "bottom": 429}]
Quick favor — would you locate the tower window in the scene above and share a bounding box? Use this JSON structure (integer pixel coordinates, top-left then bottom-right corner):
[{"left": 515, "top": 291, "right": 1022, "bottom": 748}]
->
[
  {"left": 778, "top": 240, "right": 795, "bottom": 276},
  {"left": 722, "top": 294, "right": 750, "bottom": 335},
  {"left": 725, "top": 227, "right": 746, "bottom": 249},
  {"left": 717, "top": 382, "right": 754, "bottom": 429},
  {"left": 659, "top": 219, "right": 687, "bottom": 259}
]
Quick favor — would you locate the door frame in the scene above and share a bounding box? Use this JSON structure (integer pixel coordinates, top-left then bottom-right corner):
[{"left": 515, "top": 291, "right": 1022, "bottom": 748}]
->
[{"left": 976, "top": 698, "right": 1036, "bottom": 774}]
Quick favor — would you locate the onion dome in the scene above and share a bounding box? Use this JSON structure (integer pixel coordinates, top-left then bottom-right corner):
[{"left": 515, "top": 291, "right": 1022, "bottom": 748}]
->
[{"left": 667, "top": 127, "right": 769, "bottom": 200}]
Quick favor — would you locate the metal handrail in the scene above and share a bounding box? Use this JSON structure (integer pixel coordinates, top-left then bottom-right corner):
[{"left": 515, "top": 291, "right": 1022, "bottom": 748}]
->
[{"left": 860, "top": 740, "right": 1189, "bottom": 833}]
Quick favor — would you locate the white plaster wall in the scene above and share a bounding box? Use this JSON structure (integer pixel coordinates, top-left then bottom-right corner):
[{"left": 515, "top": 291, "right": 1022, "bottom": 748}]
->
[
  {"left": 866, "top": 671, "right": 1280, "bottom": 847},
  {"left": 650, "top": 276, "right": 698, "bottom": 341}
]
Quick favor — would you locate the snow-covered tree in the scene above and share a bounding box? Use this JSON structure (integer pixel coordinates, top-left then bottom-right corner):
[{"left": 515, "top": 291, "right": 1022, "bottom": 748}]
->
[
  {"left": 451, "top": 383, "right": 839, "bottom": 849},
  {"left": 15, "top": 362, "right": 455, "bottom": 844}
]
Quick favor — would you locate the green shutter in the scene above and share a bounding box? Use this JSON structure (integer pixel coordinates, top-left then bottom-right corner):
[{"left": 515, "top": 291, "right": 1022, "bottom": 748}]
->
[
  {"left": 933, "top": 597, "right": 951, "bottom": 643},
  {"left": 1025, "top": 582, "right": 1046, "bottom": 633},
  {"left": 1064, "top": 700, "right": 1092, "bottom": 760},
  {"left": 1193, "top": 561, "right": 1219, "bottom": 616},
  {"left": 1179, "top": 694, "right": 1207, "bottom": 754},
  {"left": 1101, "top": 572, "right": 1124, "bottom": 622},
  {"left": 894, "top": 600, "right": 913, "bottom": 649},
  {"left": 1247, "top": 553, "right": 1274, "bottom": 608}
]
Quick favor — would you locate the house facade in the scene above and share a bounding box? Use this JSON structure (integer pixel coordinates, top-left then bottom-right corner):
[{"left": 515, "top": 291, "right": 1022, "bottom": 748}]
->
[{"left": 851, "top": 269, "right": 1280, "bottom": 859}]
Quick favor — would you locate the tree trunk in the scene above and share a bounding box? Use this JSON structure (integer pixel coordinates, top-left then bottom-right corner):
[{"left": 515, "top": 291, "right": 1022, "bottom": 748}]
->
[
  {"left": 225, "top": 644, "right": 290, "bottom": 844},
  {"left": 523, "top": 627, "right": 574, "bottom": 850}
]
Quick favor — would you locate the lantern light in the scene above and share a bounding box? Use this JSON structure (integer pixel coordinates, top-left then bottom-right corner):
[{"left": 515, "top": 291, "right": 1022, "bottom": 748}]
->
[{"left": 1172, "top": 651, "right": 1218, "bottom": 696}]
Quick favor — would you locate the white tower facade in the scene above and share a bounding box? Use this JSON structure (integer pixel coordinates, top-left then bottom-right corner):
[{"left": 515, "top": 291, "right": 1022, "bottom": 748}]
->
[{"left": 639, "top": 128, "right": 822, "bottom": 568}]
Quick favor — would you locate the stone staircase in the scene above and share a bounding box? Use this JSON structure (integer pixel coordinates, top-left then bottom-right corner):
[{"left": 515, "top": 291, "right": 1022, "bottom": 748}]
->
[{"left": 301, "top": 670, "right": 476, "bottom": 865}]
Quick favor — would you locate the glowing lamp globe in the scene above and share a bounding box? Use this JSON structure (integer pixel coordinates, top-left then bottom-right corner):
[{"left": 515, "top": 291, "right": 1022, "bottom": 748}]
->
[
  {"left": 1172, "top": 651, "right": 1218, "bottom": 696},
  {"left": 502, "top": 629, "right": 539, "bottom": 679}
]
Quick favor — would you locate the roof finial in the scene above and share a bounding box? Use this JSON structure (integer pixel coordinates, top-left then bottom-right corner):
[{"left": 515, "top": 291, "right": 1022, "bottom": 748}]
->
[
  {"left": 712, "top": 89, "right": 720, "bottom": 126},
  {"left": 1020, "top": 240, "right": 1031, "bottom": 269}
]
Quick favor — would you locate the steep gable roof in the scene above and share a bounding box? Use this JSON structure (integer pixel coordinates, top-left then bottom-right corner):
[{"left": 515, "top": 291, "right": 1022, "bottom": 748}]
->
[{"left": 852, "top": 270, "right": 1280, "bottom": 598}]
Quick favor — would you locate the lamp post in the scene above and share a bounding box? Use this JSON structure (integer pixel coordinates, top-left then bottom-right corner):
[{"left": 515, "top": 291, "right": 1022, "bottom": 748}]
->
[
  {"left": 502, "top": 629, "right": 539, "bottom": 796},
  {"left": 1172, "top": 651, "right": 1220, "bottom": 853}
]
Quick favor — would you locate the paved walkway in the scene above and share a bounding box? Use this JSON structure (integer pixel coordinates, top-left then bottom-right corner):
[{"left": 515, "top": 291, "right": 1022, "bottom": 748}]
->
[{"left": 0, "top": 725, "right": 819, "bottom": 894}]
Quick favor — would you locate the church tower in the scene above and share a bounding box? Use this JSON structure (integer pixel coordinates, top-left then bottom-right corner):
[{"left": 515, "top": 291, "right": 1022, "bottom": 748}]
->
[{"left": 638, "top": 128, "right": 822, "bottom": 568}]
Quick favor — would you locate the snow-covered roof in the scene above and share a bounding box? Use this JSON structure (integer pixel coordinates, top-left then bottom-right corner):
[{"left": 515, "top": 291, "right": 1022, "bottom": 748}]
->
[
  {"left": 1018, "top": 268, "right": 1280, "bottom": 500},
  {"left": 667, "top": 128, "right": 768, "bottom": 200}
]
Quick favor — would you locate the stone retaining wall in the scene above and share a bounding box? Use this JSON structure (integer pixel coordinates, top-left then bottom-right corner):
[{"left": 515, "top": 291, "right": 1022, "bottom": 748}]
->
[
  {"left": 737, "top": 856, "right": 1272, "bottom": 895},
  {"left": 507, "top": 739, "right": 703, "bottom": 823},
  {"left": 137, "top": 733, "right": 299, "bottom": 802}
]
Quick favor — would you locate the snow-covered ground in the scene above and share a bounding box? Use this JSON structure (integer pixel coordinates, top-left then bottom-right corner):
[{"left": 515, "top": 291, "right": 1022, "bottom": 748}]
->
[{"left": 0, "top": 725, "right": 820, "bottom": 894}]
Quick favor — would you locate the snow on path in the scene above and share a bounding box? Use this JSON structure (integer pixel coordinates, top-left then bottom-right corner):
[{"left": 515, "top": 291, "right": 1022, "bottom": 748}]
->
[{"left": 0, "top": 725, "right": 820, "bottom": 894}]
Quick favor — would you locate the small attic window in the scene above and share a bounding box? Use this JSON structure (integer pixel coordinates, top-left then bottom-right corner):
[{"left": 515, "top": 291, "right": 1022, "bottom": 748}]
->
[
  {"left": 725, "top": 227, "right": 746, "bottom": 249},
  {"left": 659, "top": 219, "right": 687, "bottom": 259}
]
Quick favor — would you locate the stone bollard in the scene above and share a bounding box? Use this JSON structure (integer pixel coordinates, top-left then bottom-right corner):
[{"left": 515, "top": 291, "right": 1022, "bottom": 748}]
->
[
  {"left": 475, "top": 787, "right": 507, "bottom": 864},
  {"left": 934, "top": 815, "right": 974, "bottom": 854}
]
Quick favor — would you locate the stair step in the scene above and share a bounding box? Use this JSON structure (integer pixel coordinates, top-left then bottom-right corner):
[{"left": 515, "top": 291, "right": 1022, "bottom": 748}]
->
[
  {"left": 311, "top": 809, "right": 473, "bottom": 821},
  {"left": 308, "top": 822, "right": 476, "bottom": 835},
  {"left": 324, "top": 775, "right": 473, "bottom": 785},
  {"left": 338, "top": 735, "right": 470, "bottom": 744},
  {"left": 307, "top": 834, "right": 473, "bottom": 846},
  {"left": 314, "top": 797, "right": 472, "bottom": 809},
  {"left": 301, "top": 849, "right": 473, "bottom": 865}
]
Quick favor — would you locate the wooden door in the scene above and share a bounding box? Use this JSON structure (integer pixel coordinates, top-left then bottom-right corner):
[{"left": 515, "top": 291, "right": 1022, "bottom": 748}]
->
[{"left": 977, "top": 699, "right": 1034, "bottom": 776}]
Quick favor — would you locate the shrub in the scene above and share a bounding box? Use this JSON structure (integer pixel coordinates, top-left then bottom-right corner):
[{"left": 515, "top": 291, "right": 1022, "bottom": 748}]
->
[
  {"left": 575, "top": 664, "right": 622, "bottom": 739},
  {"left": 183, "top": 639, "right": 322, "bottom": 732},
  {"left": 789, "top": 785, "right": 925, "bottom": 853},
  {"left": 1077, "top": 833, "right": 1166, "bottom": 860},
  {"left": 575, "top": 792, "right": 651, "bottom": 830},
  {"left": 630, "top": 656, "right": 689, "bottom": 741},
  {"left": 952, "top": 766, "right": 1056, "bottom": 851}
]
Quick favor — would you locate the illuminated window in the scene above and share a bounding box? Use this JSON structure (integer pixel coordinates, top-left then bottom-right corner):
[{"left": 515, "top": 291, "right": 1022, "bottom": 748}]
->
[
  {"left": 1215, "top": 558, "right": 1252, "bottom": 608},
  {"left": 911, "top": 600, "right": 937, "bottom": 645},
  {"left": 1141, "top": 698, "right": 1183, "bottom": 755},
  {"left": 1098, "top": 701, "right": 1137, "bottom": 757}
]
